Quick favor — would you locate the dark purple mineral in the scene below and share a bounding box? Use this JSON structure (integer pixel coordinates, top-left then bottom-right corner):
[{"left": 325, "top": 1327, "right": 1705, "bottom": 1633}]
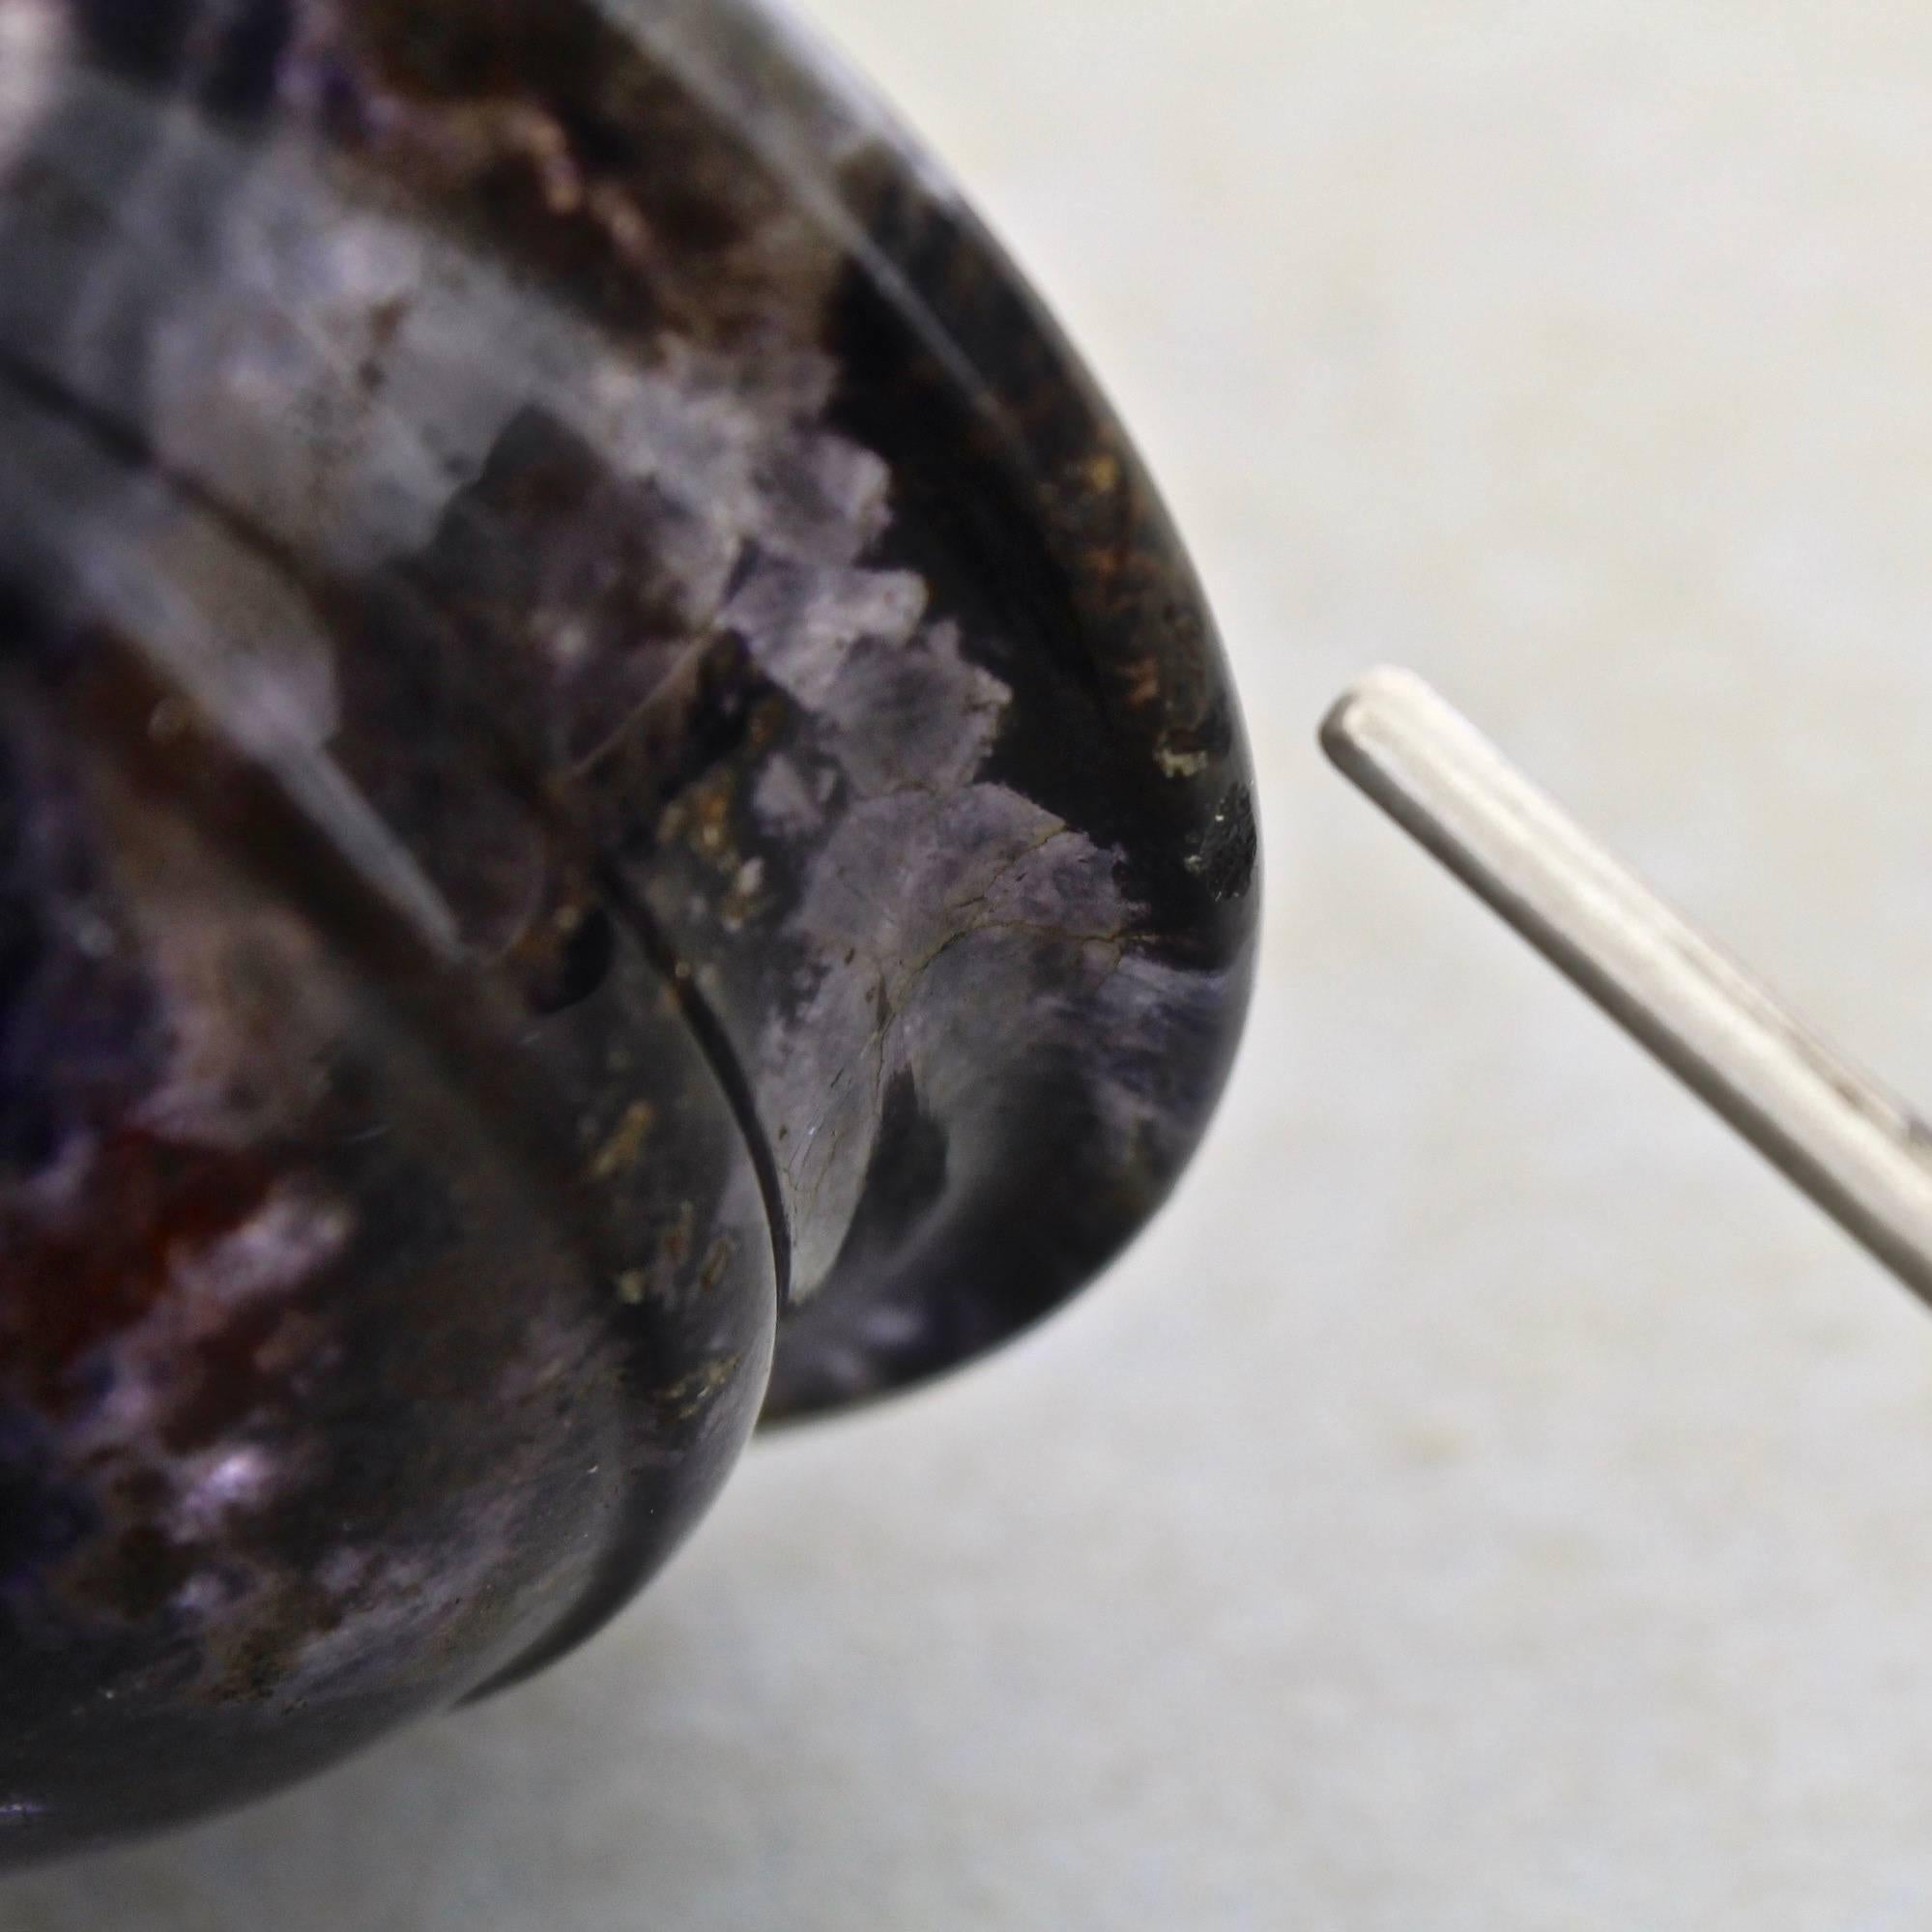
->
[{"left": 0, "top": 0, "right": 1256, "bottom": 1860}]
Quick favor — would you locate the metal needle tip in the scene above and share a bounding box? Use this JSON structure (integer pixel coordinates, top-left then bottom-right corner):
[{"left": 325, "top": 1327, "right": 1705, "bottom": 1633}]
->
[{"left": 1322, "top": 665, "right": 1932, "bottom": 1304}]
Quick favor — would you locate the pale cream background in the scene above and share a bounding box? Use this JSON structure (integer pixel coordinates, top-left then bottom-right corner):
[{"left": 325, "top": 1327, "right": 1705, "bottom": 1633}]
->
[{"left": 14, "top": 2, "right": 1932, "bottom": 1926}]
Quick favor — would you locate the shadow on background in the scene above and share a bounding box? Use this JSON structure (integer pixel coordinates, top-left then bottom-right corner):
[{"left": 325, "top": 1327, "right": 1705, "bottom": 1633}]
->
[{"left": 0, "top": 1580, "right": 795, "bottom": 1932}]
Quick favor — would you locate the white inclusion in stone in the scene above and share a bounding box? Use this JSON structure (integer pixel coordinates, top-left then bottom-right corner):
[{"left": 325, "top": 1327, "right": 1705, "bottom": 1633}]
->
[
  {"left": 752, "top": 753, "right": 829, "bottom": 837},
  {"left": 0, "top": 1, "right": 64, "bottom": 171},
  {"left": 175, "top": 1445, "right": 275, "bottom": 1536},
  {"left": 722, "top": 558, "right": 928, "bottom": 710},
  {"left": 169, "top": 1187, "right": 354, "bottom": 1310}
]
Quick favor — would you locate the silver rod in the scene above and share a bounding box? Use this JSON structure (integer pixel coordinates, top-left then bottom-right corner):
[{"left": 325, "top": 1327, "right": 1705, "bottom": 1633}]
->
[{"left": 1321, "top": 665, "right": 1932, "bottom": 1303}]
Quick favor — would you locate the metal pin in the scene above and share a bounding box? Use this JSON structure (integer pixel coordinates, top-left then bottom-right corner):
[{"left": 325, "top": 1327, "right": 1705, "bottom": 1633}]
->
[{"left": 1321, "top": 665, "right": 1932, "bottom": 1303}]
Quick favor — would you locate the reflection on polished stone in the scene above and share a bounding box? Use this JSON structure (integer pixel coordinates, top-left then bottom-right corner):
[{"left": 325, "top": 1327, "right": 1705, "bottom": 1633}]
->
[{"left": 0, "top": 0, "right": 1255, "bottom": 1862}]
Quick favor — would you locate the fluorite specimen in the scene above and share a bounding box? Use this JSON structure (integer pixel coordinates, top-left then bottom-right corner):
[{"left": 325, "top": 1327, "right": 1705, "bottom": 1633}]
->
[{"left": 0, "top": 0, "right": 1256, "bottom": 1860}]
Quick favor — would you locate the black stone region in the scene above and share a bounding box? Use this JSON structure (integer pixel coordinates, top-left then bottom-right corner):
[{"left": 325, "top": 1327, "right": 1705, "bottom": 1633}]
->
[{"left": 0, "top": 0, "right": 1256, "bottom": 1862}]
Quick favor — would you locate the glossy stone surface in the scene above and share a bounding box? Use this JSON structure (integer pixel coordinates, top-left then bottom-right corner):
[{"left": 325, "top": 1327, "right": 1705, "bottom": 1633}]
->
[{"left": 0, "top": 0, "right": 1256, "bottom": 1862}]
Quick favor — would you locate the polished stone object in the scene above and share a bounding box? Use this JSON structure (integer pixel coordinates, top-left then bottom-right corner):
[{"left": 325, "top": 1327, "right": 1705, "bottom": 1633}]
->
[{"left": 0, "top": 0, "right": 1256, "bottom": 1862}]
